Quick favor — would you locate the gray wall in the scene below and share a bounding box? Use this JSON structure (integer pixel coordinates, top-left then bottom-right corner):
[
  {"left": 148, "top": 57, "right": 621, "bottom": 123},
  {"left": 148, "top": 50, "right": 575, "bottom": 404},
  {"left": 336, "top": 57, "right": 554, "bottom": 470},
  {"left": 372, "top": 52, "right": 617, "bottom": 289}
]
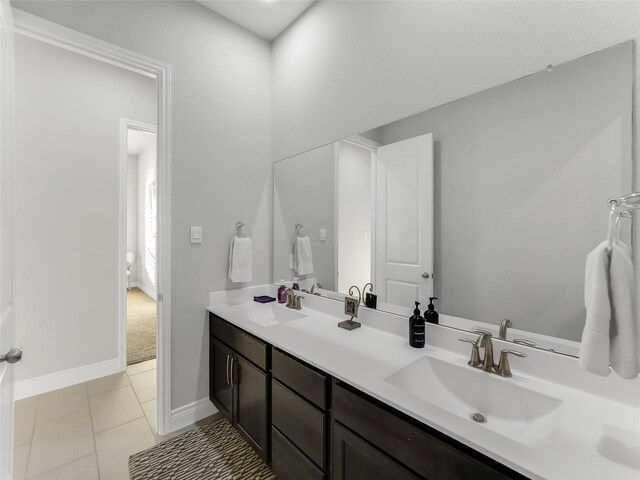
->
[
  {"left": 381, "top": 43, "right": 632, "bottom": 341},
  {"left": 14, "top": 34, "right": 156, "bottom": 383},
  {"left": 272, "top": 1, "right": 640, "bottom": 162},
  {"left": 274, "top": 143, "right": 336, "bottom": 290},
  {"left": 14, "top": 1, "right": 272, "bottom": 410}
]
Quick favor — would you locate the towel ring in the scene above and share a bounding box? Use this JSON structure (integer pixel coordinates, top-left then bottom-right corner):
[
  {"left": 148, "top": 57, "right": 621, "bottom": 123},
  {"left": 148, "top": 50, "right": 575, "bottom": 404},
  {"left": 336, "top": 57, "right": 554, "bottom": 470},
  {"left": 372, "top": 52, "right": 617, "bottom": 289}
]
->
[
  {"left": 235, "top": 221, "right": 251, "bottom": 238},
  {"left": 295, "top": 223, "right": 308, "bottom": 237},
  {"left": 613, "top": 209, "right": 632, "bottom": 243}
]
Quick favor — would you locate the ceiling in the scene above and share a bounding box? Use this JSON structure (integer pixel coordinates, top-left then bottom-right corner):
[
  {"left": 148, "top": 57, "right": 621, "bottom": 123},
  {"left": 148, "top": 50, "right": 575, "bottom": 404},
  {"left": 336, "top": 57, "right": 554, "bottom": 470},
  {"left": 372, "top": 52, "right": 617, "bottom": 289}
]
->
[
  {"left": 196, "top": 0, "right": 315, "bottom": 41},
  {"left": 127, "top": 130, "right": 155, "bottom": 156}
]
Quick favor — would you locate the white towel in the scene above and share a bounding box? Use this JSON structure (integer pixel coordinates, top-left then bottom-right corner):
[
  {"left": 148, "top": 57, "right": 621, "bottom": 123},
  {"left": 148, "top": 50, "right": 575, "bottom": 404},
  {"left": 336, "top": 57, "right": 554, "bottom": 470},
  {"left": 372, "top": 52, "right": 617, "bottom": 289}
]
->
[
  {"left": 228, "top": 236, "right": 252, "bottom": 283},
  {"left": 579, "top": 241, "right": 611, "bottom": 376},
  {"left": 609, "top": 241, "right": 638, "bottom": 379},
  {"left": 294, "top": 236, "right": 313, "bottom": 275}
]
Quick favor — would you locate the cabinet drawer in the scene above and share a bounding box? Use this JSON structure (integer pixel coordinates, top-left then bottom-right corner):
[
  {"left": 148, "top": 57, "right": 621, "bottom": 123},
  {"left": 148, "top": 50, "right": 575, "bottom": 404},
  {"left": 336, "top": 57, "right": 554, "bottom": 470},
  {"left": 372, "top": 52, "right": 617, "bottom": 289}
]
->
[
  {"left": 272, "top": 380, "right": 326, "bottom": 469},
  {"left": 272, "top": 348, "right": 327, "bottom": 410},
  {"left": 210, "top": 313, "right": 268, "bottom": 370},
  {"left": 333, "top": 382, "right": 522, "bottom": 480},
  {"left": 272, "top": 426, "right": 325, "bottom": 480}
]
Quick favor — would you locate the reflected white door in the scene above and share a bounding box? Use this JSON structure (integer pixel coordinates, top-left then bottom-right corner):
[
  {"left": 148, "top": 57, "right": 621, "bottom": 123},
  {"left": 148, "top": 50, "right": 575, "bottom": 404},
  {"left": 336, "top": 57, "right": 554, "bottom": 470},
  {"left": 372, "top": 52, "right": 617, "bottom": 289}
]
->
[
  {"left": 0, "top": 4, "right": 16, "bottom": 479},
  {"left": 375, "top": 134, "right": 434, "bottom": 309}
]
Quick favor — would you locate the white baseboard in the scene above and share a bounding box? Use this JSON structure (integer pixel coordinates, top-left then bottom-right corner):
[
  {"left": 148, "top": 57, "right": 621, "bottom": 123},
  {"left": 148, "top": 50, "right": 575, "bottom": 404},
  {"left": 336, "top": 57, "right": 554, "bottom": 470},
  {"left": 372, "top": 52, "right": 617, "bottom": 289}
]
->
[
  {"left": 131, "top": 282, "right": 157, "bottom": 301},
  {"left": 15, "top": 357, "right": 122, "bottom": 400},
  {"left": 170, "top": 397, "right": 218, "bottom": 432}
]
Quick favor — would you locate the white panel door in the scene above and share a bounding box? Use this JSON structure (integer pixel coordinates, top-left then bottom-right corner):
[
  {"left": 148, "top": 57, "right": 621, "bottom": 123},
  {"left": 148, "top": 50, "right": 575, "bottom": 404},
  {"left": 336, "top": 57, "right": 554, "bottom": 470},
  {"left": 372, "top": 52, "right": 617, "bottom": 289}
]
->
[
  {"left": 0, "top": 4, "right": 16, "bottom": 479},
  {"left": 375, "top": 134, "right": 434, "bottom": 310}
]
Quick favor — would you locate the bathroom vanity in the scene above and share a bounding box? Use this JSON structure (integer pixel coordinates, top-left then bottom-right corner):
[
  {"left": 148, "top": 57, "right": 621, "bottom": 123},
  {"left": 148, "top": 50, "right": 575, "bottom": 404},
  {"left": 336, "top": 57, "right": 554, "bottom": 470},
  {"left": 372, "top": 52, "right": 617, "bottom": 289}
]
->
[
  {"left": 209, "top": 311, "right": 522, "bottom": 480},
  {"left": 207, "top": 291, "right": 640, "bottom": 480}
]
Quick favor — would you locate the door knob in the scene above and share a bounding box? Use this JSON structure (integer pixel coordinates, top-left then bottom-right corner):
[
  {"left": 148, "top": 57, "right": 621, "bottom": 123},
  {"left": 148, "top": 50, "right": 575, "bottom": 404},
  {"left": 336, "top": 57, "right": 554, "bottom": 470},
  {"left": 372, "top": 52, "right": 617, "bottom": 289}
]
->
[
  {"left": 421, "top": 272, "right": 431, "bottom": 279},
  {"left": 0, "top": 348, "right": 22, "bottom": 364}
]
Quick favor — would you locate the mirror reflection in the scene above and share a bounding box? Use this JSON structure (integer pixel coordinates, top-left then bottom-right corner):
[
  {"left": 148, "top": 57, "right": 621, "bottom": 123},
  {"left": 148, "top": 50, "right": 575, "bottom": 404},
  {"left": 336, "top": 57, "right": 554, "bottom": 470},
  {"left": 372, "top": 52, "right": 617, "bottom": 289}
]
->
[{"left": 273, "top": 41, "right": 633, "bottom": 356}]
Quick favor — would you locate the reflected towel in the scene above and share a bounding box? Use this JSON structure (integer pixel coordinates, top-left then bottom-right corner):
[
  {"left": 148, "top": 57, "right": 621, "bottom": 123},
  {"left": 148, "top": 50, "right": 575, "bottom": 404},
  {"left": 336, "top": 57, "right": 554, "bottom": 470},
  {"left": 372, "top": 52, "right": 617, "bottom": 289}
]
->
[
  {"left": 579, "top": 241, "right": 611, "bottom": 376},
  {"left": 294, "top": 236, "right": 313, "bottom": 275},
  {"left": 229, "top": 236, "right": 252, "bottom": 283},
  {"left": 609, "top": 241, "right": 638, "bottom": 379}
]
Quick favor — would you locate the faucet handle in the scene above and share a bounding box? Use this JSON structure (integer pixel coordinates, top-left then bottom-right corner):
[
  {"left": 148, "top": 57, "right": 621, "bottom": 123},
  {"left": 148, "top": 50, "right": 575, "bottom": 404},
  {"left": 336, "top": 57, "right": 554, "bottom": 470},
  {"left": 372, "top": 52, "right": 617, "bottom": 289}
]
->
[
  {"left": 459, "top": 338, "right": 482, "bottom": 367},
  {"left": 472, "top": 328, "right": 492, "bottom": 337},
  {"left": 501, "top": 349, "right": 526, "bottom": 357},
  {"left": 513, "top": 338, "right": 536, "bottom": 347},
  {"left": 495, "top": 349, "right": 527, "bottom": 377},
  {"left": 294, "top": 296, "right": 303, "bottom": 310}
]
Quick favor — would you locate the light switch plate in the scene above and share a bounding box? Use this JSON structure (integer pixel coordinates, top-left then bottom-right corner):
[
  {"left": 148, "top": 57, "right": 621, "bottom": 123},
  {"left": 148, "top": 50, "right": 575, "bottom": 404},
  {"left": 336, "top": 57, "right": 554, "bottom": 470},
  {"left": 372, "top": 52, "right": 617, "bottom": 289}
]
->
[
  {"left": 320, "top": 228, "right": 327, "bottom": 241},
  {"left": 190, "top": 226, "right": 202, "bottom": 244}
]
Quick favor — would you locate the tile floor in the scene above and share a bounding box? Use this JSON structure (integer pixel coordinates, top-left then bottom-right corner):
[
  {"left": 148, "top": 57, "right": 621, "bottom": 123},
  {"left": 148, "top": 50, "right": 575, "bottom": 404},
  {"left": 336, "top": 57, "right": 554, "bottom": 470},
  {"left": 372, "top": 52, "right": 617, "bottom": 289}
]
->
[{"left": 12, "top": 359, "right": 204, "bottom": 480}]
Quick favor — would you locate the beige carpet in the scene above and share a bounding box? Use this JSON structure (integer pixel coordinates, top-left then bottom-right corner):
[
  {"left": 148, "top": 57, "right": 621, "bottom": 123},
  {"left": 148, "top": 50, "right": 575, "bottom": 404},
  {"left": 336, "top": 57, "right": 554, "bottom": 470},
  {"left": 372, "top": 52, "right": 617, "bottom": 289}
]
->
[
  {"left": 127, "top": 288, "right": 157, "bottom": 365},
  {"left": 129, "top": 418, "right": 275, "bottom": 480}
]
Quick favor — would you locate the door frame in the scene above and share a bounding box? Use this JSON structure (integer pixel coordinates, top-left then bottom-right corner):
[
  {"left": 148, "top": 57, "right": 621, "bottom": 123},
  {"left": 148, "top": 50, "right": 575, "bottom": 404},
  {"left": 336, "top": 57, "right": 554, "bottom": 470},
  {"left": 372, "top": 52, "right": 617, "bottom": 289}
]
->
[
  {"left": 0, "top": 2, "right": 16, "bottom": 478},
  {"left": 12, "top": 8, "right": 173, "bottom": 435}
]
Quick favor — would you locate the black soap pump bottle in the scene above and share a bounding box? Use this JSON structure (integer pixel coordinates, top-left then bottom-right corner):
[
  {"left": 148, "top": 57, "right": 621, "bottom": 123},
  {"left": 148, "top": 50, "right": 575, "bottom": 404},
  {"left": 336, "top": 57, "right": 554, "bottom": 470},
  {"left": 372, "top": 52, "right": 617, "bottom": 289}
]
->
[
  {"left": 409, "top": 301, "right": 425, "bottom": 348},
  {"left": 424, "top": 297, "right": 439, "bottom": 325}
]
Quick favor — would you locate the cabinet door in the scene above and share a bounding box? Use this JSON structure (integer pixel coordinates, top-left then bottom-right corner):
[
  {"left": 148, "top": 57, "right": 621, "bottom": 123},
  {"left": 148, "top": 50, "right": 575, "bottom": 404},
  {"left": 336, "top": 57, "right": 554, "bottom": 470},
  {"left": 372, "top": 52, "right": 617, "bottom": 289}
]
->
[
  {"left": 210, "top": 337, "right": 233, "bottom": 419},
  {"left": 333, "top": 422, "right": 420, "bottom": 480},
  {"left": 235, "top": 354, "right": 268, "bottom": 459}
]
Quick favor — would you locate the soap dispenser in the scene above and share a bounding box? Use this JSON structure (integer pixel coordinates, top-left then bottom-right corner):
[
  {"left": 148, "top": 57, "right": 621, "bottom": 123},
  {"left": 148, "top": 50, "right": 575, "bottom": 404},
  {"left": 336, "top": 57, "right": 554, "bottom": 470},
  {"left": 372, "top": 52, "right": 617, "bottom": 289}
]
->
[
  {"left": 409, "top": 301, "right": 425, "bottom": 348},
  {"left": 424, "top": 297, "right": 439, "bottom": 325}
]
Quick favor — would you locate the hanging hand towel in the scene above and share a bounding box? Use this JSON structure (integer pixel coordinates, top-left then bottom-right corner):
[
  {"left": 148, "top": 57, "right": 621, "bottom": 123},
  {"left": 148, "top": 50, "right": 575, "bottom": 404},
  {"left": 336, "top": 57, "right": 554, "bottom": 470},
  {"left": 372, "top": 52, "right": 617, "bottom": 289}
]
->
[
  {"left": 578, "top": 241, "right": 611, "bottom": 376},
  {"left": 294, "top": 236, "right": 314, "bottom": 275},
  {"left": 229, "top": 235, "right": 252, "bottom": 283},
  {"left": 609, "top": 241, "right": 638, "bottom": 379}
]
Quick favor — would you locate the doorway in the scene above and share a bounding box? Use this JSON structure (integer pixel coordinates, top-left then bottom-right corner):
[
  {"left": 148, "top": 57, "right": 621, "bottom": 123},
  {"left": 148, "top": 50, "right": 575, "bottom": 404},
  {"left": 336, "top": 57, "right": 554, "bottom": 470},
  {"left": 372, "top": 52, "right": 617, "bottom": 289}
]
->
[
  {"left": 125, "top": 125, "right": 158, "bottom": 369},
  {"left": 336, "top": 139, "right": 375, "bottom": 294}
]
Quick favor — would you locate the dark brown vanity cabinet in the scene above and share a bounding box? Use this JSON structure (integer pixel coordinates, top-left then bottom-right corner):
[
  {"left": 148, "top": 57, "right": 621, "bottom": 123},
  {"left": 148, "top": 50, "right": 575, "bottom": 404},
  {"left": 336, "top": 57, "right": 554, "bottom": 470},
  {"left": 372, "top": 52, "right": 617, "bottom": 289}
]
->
[
  {"left": 208, "top": 313, "right": 527, "bottom": 480},
  {"left": 209, "top": 314, "right": 269, "bottom": 460},
  {"left": 270, "top": 348, "right": 329, "bottom": 480}
]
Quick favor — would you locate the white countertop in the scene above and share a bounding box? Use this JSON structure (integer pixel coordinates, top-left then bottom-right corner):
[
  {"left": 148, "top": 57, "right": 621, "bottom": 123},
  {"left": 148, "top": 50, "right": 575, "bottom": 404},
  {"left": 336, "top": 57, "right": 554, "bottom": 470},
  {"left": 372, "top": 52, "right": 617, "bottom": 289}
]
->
[{"left": 207, "top": 289, "right": 640, "bottom": 480}]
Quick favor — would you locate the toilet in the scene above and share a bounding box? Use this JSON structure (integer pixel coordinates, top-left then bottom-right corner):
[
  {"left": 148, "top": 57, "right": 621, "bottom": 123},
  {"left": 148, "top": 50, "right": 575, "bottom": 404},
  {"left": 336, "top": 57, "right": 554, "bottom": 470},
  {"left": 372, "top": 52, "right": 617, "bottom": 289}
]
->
[{"left": 126, "top": 252, "right": 135, "bottom": 290}]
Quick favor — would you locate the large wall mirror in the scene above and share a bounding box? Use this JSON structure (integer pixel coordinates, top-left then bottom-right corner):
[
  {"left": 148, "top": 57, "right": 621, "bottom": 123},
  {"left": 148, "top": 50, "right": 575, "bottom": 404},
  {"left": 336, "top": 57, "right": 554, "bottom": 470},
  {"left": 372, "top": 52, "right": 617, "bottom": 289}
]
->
[{"left": 273, "top": 41, "right": 633, "bottom": 356}]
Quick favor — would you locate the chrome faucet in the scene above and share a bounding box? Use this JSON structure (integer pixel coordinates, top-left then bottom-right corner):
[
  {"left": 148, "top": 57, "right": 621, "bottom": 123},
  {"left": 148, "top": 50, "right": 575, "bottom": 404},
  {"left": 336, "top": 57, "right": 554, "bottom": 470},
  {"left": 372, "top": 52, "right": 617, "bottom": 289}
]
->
[
  {"left": 459, "top": 330, "right": 526, "bottom": 377},
  {"left": 285, "top": 288, "right": 303, "bottom": 310},
  {"left": 499, "top": 318, "right": 513, "bottom": 340},
  {"left": 310, "top": 282, "right": 322, "bottom": 295},
  {"left": 476, "top": 331, "right": 495, "bottom": 372}
]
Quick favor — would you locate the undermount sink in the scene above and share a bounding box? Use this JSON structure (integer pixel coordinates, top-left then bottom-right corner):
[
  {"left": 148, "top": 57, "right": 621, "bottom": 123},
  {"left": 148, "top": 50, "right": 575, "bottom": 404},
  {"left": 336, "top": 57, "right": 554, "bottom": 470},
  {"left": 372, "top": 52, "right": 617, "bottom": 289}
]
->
[
  {"left": 385, "top": 355, "right": 563, "bottom": 444},
  {"left": 216, "top": 301, "right": 306, "bottom": 327}
]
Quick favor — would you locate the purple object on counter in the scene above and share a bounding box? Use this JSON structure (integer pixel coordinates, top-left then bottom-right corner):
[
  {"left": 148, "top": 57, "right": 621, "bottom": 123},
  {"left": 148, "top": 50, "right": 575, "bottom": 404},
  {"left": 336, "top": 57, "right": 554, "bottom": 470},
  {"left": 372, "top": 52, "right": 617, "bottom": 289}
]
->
[
  {"left": 277, "top": 285, "right": 287, "bottom": 303},
  {"left": 253, "top": 296, "right": 276, "bottom": 303}
]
